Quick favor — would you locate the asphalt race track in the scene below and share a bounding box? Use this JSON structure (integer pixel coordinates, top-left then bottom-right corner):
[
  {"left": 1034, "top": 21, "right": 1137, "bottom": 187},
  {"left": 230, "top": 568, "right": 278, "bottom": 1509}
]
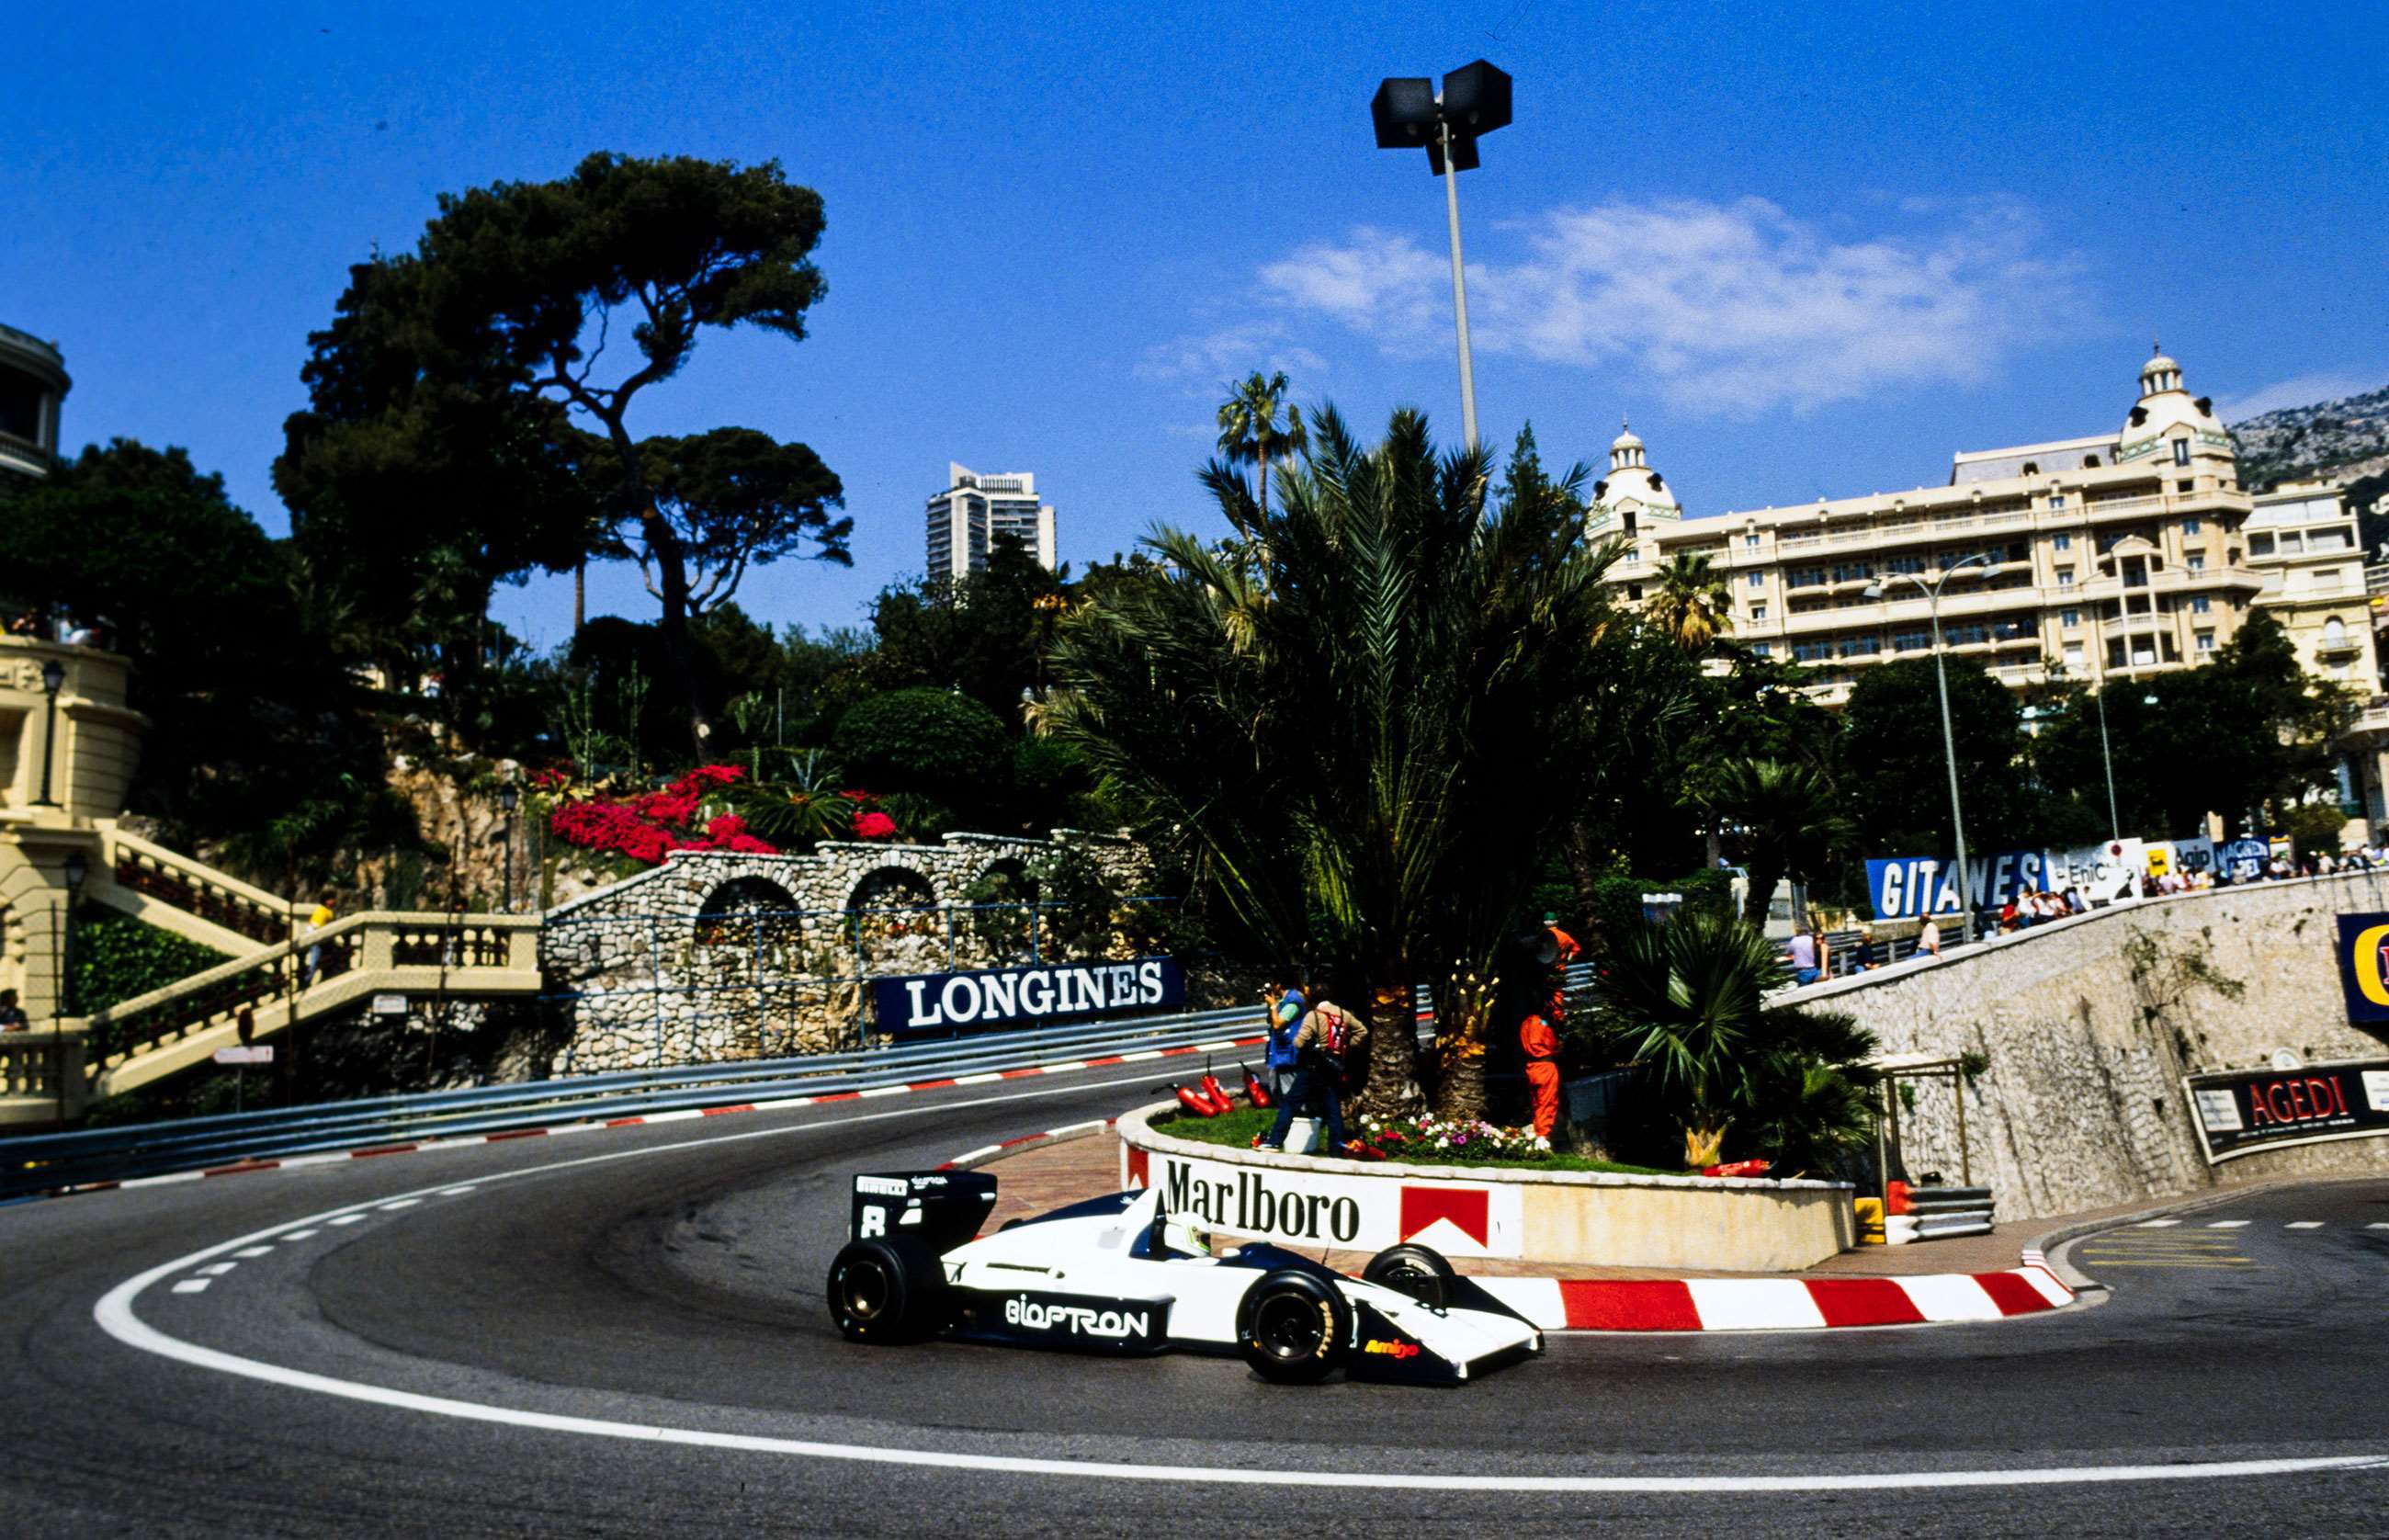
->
[{"left": 4, "top": 1064, "right": 2386, "bottom": 1537}]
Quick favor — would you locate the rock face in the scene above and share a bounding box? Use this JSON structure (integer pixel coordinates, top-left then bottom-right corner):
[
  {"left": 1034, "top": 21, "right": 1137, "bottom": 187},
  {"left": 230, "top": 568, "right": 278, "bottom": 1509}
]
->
[
  {"left": 1787, "top": 872, "right": 2389, "bottom": 1220},
  {"left": 540, "top": 831, "right": 1161, "bottom": 1074}
]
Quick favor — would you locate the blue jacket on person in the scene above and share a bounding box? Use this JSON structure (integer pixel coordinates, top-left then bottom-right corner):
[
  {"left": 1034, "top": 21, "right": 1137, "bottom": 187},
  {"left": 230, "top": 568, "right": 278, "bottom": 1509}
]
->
[{"left": 1264, "top": 989, "right": 1306, "bottom": 1071}]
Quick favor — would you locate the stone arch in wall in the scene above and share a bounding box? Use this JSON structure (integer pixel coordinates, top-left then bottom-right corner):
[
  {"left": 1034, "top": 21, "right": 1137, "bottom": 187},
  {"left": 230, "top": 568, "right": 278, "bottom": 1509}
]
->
[
  {"left": 695, "top": 876, "right": 803, "bottom": 947},
  {"left": 846, "top": 864, "right": 938, "bottom": 913}
]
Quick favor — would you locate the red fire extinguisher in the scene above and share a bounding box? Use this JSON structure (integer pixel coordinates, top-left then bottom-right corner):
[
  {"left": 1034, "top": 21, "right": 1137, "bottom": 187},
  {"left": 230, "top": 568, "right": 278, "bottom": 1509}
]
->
[
  {"left": 1201, "top": 1070, "right": 1235, "bottom": 1112},
  {"left": 1173, "top": 1083, "right": 1223, "bottom": 1117},
  {"left": 1241, "top": 1062, "right": 1273, "bottom": 1109}
]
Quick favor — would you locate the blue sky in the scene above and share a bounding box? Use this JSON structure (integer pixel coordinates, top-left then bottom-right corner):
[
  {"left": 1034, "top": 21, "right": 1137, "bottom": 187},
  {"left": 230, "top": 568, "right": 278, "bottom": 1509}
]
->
[{"left": 6, "top": 1, "right": 2384, "bottom": 652}]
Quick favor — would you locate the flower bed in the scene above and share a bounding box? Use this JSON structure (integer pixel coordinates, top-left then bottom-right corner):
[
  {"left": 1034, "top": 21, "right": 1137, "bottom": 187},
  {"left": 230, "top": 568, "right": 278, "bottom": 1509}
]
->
[
  {"left": 538, "top": 764, "right": 905, "bottom": 867},
  {"left": 1162, "top": 1105, "right": 1668, "bottom": 1176}
]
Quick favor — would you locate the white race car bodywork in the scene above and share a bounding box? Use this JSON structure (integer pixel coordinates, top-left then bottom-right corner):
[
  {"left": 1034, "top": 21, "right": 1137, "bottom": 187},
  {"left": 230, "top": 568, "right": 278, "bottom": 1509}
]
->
[{"left": 938, "top": 1181, "right": 1542, "bottom": 1381}]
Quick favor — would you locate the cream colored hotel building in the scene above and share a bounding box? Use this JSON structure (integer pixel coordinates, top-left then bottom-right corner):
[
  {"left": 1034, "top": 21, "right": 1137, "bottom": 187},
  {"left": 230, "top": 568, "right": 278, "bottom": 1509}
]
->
[{"left": 1594, "top": 349, "right": 2380, "bottom": 711}]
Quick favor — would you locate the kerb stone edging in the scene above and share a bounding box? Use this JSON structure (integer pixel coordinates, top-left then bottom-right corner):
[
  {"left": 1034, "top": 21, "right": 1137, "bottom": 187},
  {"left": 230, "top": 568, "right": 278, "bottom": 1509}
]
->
[{"left": 1118, "top": 1101, "right": 1858, "bottom": 1273}]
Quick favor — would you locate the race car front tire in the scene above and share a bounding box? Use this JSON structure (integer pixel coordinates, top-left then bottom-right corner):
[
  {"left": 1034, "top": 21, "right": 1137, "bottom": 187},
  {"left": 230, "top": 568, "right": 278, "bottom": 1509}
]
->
[
  {"left": 1361, "top": 1242, "right": 1457, "bottom": 1309},
  {"left": 1237, "top": 1270, "right": 1352, "bottom": 1384},
  {"left": 827, "top": 1236, "right": 945, "bottom": 1343}
]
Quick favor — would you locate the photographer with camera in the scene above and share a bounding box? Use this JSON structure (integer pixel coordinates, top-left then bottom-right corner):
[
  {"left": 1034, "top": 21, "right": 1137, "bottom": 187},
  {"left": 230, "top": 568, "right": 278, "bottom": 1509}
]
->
[{"left": 1254, "top": 991, "right": 1369, "bottom": 1155}]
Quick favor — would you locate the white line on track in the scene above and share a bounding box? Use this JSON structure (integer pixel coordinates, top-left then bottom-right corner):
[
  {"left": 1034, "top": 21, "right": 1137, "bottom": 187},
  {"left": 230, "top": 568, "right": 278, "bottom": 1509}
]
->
[
  {"left": 2207, "top": 1220, "right": 2250, "bottom": 1229},
  {"left": 232, "top": 1246, "right": 275, "bottom": 1259},
  {"left": 93, "top": 1081, "right": 2389, "bottom": 1495},
  {"left": 2285, "top": 1221, "right": 2323, "bottom": 1229},
  {"left": 2134, "top": 1219, "right": 2181, "bottom": 1228}
]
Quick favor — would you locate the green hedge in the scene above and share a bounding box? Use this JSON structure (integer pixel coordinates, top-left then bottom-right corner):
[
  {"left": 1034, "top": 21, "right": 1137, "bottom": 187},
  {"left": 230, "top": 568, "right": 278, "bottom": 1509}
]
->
[{"left": 68, "top": 906, "right": 230, "bottom": 1016}]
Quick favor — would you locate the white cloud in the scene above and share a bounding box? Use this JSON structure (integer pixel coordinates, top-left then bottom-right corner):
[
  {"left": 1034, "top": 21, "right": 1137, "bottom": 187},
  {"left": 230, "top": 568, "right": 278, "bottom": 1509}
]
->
[
  {"left": 1135, "top": 321, "right": 1326, "bottom": 387},
  {"left": 2214, "top": 371, "right": 2384, "bottom": 423},
  {"left": 1258, "top": 196, "right": 2081, "bottom": 415}
]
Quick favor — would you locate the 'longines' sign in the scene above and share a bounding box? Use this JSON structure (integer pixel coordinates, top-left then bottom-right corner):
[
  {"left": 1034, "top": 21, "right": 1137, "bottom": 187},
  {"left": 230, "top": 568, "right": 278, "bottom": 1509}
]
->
[
  {"left": 872, "top": 957, "right": 1183, "bottom": 1036},
  {"left": 2182, "top": 1059, "right": 2389, "bottom": 1163}
]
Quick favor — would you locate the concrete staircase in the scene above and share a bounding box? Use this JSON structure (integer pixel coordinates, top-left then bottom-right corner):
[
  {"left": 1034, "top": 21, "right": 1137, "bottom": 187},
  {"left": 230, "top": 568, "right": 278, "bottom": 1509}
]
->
[{"left": 1, "top": 827, "right": 544, "bottom": 1126}]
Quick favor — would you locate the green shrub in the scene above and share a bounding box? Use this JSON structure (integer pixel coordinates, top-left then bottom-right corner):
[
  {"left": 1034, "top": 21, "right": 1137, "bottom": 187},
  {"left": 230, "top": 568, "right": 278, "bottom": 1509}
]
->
[
  {"left": 832, "top": 688, "right": 1009, "bottom": 805},
  {"left": 68, "top": 907, "right": 229, "bottom": 1016}
]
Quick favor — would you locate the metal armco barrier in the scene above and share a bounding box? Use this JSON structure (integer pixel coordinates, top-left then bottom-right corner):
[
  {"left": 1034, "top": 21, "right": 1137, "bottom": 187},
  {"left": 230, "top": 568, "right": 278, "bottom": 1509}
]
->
[{"left": 0, "top": 1004, "right": 1261, "bottom": 1197}]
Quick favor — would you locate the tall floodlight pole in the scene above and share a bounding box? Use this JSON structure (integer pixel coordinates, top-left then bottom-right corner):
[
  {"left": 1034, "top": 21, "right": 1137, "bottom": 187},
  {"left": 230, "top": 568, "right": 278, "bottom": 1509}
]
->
[
  {"left": 1438, "top": 121, "right": 1478, "bottom": 449},
  {"left": 1372, "top": 61, "right": 1512, "bottom": 450},
  {"left": 1869, "top": 551, "right": 1993, "bottom": 943}
]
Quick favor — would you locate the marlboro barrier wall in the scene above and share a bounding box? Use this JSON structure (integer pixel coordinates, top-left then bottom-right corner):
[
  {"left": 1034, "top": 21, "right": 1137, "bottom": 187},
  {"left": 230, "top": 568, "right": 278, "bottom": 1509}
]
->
[
  {"left": 1787, "top": 868, "right": 2389, "bottom": 1221},
  {"left": 1116, "top": 1103, "right": 1856, "bottom": 1273}
]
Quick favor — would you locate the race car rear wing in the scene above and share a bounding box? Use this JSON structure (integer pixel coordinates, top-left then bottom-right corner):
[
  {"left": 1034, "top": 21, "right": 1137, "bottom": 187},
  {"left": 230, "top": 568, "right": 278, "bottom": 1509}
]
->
[{"left": 850, "top": 1171, "right": 999, "bottom": 1253}]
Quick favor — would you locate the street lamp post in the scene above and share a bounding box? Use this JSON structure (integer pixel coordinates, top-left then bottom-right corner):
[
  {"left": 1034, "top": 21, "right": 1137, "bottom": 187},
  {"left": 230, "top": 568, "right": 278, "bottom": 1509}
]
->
[
  {"left": 35, "top": 657, "right": 65, "bottom": 807},
  {"left": 1371, "top": 61, "right": 1512, "bottom": 450},
  {"left": 1866, "top": 553, "right": 1993, "bottom": 943},
  {"left": 497, "top": 781, "right": 520, "bottom": 914}
]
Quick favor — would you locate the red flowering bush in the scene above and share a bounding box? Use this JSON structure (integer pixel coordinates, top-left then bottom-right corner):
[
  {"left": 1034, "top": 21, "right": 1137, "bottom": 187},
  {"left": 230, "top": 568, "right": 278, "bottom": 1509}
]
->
[
  {"left": 853, "top": 810, "right": 898, "bottom": 840},
  {"left": 547, "top": 764, "right": 784, "bottom": 866}
]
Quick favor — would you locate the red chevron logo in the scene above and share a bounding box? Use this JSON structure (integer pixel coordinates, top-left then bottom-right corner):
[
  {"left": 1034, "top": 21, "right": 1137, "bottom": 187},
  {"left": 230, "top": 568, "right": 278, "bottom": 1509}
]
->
[{"left": 1398, "top": 1184, "right": 1489, "bottom": 1247}]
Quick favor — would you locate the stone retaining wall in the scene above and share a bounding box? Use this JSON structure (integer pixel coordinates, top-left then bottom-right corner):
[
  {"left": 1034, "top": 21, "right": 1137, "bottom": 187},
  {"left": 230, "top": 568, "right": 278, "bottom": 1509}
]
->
[
  {"left": 1785, "top": 870, "right": 2389, "bottom": 1220},
  {"left": 539, "top": 832, "right": 1160, "bottom": 1073}
]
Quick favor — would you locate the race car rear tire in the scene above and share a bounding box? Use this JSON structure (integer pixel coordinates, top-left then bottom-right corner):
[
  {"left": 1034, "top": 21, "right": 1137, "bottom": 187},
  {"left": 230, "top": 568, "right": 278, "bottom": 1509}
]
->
[
  {"left": 1362, "top": 1243, "right": 1457, "bottom": 1309},
  {"left": 1237, "top": 1270, "right": 1352, "bottom": 1384},
  {"left": 827, "top": 1237, "right": 944, "bottom": 1343}
]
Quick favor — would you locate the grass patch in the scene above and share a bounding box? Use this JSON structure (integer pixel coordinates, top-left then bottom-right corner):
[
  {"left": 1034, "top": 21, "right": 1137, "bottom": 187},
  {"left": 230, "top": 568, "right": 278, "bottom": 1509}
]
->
[{"left": 1158, "top": 1105, "right": 1675, "bottom": 1176}]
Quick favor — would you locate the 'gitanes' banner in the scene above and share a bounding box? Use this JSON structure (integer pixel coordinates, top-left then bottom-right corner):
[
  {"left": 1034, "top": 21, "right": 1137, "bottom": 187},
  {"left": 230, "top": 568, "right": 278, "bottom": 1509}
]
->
[
  {"left": 1866, "top": 839, "right": 2160, "bottom": 920},
  {"left": 873, "top": 957, "right": 1184, "bottom": 1036}
]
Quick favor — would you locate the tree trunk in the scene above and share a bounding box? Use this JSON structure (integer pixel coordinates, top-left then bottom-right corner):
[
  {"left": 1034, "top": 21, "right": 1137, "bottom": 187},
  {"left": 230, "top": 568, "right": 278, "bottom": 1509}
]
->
[
  {"left": 1434, "top": 1035, "right": 1487, "bottom": 1124},
  {"left": 573, "top": 560, "right": 586, "bottom": 638},
  {"left": 1743, "top": 847, "right": 1785, "bottom": 926},
  {"left": 1353, "top": 979, "right": 1422, "bottom": 1121},
  {"left": 639, "top": 506, "right": 714, "bottom": 760},
  {"left": 1257, "top": 448, "right": 1271, "bottom": 518}
]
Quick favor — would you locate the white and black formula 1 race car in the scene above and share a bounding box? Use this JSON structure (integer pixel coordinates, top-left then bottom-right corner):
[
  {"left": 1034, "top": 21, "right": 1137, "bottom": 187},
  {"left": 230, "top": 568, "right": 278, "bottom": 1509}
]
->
[{"left": 825, "top": 1171, "right": 1544, "bottom": 1384}]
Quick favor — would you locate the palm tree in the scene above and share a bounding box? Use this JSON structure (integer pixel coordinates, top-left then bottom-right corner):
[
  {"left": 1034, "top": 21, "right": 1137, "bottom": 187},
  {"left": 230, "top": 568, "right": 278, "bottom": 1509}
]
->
[
  {"left": 1647, "top": 551, "right": 1732, "bottom": 653},
  {"left": 1708, "top": 758, "right": 1849, "bottom": 926},
  {"left": 1216, "top": 370, "right": 1308, "bottom": 517},
  {"left": 1599, "top": 909, "right": 1783, "bottom": 1168},
  {"left": 1042, "top": 406, "right": 1621, "bottom": 1118}
]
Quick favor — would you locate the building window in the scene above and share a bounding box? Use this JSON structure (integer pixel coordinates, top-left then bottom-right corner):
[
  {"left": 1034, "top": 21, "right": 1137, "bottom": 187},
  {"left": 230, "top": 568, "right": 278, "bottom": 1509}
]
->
[
  {"left": 2172, "top": 438, "right": 2191, "bottom": 466},
  {"left": 2325, "top": 617, "right": 2349, "bottom": 648},
  {"left": 1792, "top": 640, "right": 1831, "bottom": 662},
  {"left": 2053, "top": 532, "right": 2071, "bottom": 549},
  {"left": 1749, "top": 605, "right": 1767, "bottom": 621},
  {"left": 2195, "top": 629, "right": 2215, "bottom": 654},
  {"left": 1749, "top": 572, "right": 1764, "bottom": 587},
  {"left": 2055, "top": 568, "right": 2074, "bottom": 586},
  {"left": 1752, "top": 642, "right": 1771, "bottom": 656},
  {"left": 2063, "top": 641, "right": 2085, "bottom": 666},
  {"left": 2249, "top": 533, "right": 2274, "bottom": 555},
  {"left": 1627, "top": 584, "right": 1642, "bottom": 601},
  {"left": 2186, "top": 553, "right": 2205, "bottom": 572},
  {"left": 2191, "top": 595, "right": 2211, "bottom": 614},
  {"left": 1744, "top": 534, "right": 1761, "bottom": 549},
  {"left": 1891, "top": 628, "right": 1930, "bottom": 652},
  {"left": 2050, "top": 495, "right": 2067, "bottom": 511},
  {"left": 2060, "top": 607, "right": 2080, "bottom": 628},
  {"left": 2183, "top": 516, "right": 2202, "bottom": 536}
]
